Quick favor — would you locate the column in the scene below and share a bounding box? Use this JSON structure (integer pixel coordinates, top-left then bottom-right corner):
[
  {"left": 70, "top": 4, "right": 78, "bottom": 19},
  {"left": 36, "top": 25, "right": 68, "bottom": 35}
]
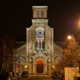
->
[
  {"left": 32, "top": 21, "right": 35, "bottom": 54},
  {"left": 41, "top": 40, "right": 42, "bottom": 50},
  {"left": 45, "top": 20, "right": 48, "bottom": 52},
  {"left": 38, "top": 40, "right": 39, "bottom": 50}
]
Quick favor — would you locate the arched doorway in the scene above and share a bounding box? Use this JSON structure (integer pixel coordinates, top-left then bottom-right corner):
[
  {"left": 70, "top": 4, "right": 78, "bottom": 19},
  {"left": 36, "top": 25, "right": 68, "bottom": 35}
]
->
[{"left": 37, "top": 60, "right": 43, "bottom": 73}]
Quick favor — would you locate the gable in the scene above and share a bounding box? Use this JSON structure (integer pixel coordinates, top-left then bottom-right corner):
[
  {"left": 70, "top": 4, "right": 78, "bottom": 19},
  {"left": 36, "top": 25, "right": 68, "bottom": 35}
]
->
[
  {"left": 33, "top": 50, "right": 46, "bottom": 59},
  {"left": 54, "top": 56, "right": 61, "bottom": 63}
]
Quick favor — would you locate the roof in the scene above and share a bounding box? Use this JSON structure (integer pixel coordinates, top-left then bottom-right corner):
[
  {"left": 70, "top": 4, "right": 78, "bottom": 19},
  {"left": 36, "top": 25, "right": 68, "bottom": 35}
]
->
[
  {"left": 54, "top": 42, "right": 64, "bottom": 49},
  {"left": 13, "top": 42, "right": 26, "bottom": 49},
  {"left": 32, "top": 6, "right": 48, "bottom": 9}
]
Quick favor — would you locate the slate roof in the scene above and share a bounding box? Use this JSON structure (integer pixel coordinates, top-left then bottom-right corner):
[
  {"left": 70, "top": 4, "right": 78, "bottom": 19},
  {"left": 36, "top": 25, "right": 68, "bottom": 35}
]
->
[
  {"left": 13, "top": 42, "right": 26, "bottom": 49},
  {"left": 54, "top": 42, "right": 64, "bottom": 49}
]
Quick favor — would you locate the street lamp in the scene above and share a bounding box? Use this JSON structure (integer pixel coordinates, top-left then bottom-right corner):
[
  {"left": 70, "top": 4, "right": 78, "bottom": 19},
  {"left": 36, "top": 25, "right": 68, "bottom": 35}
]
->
[
  {"left": 25, "top": 65, "right": 28, "bottom": 71},
  {"left": 79, "top": 20, "right": 80, "bottom": 27},
  {"left": 67, "top": 35, "right": 72, "bottom": 39},
  {"left": 25, "top": 65, "right": 27, "bottom": 68},
  {"left": 78, "top": 17, "right": 80, "bottom": 27}
]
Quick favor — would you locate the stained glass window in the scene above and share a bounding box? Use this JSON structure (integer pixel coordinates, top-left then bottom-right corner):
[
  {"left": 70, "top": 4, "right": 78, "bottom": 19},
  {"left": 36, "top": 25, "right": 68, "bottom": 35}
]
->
[
  {"left": 47, "top": 45, "right": 49, "bottom": 49},
  {"left": 31, "top": 46, "right": 32, "bottom": 49},
  {"left": 37, "top": 30, "right": 43, "bottom": 37},
  {"left": 42, "top": 41, "right": 44, "bottom": 49},
  {"left": 36, "top": 41, "right": 38, "bottom": 49},
  {"left": 39, "top": 41, "right": 41, "bottom": 49}
]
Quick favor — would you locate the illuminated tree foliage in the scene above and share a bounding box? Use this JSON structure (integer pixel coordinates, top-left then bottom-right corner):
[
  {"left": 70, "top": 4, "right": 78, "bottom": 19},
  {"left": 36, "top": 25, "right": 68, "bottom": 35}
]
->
[
  {"left": 55, "top": 35, "right": 80, "bottom": 70},
  {"left": 0, "top": 34, "right": 15, "bottom": 71}
]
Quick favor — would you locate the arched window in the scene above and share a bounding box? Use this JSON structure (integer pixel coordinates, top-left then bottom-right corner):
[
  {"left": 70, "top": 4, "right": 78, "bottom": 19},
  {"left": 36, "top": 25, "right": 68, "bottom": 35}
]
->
[
  {"left": 42, "top": 41, "right": 44, "bottom": 49},
  {"left": 36, "top": 41, "right": 38, "bottom": 49},
  {"left": 41, "top": 10, "right": 44, "bottom": 18},
  {"left": 39, "top": 41, "right": 41, "bottom": 49},
  {"left": 36, "top": 10, "right": 39, "bottom": 18}
]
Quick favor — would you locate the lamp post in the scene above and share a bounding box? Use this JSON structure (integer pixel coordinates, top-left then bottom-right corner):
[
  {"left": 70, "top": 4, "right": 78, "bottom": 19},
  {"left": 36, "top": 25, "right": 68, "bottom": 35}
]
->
[{"left": 25, "top": 65, "right": 27, "bottom": 71}]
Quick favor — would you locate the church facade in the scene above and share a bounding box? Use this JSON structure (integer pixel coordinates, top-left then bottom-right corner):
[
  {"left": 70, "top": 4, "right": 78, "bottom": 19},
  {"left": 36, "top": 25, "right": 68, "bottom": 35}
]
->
[{"left": 13, "top": 6, "right": 63, "bottom": 75}]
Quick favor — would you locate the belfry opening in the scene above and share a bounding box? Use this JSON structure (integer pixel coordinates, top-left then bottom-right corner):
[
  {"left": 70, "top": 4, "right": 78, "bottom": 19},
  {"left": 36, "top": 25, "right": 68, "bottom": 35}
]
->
[{"left": 37, "top": 60, "right": 43, "bottom": 73}]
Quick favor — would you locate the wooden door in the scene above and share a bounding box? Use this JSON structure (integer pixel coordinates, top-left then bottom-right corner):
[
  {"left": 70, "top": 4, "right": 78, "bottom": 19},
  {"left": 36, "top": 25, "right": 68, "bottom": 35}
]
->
[{"left": 37, "top": 60, "right": 43, "bottom": 73}]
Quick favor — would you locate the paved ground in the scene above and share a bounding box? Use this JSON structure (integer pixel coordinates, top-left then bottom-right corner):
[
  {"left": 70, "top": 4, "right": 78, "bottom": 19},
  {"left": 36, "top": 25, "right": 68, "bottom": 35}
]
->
[{"left": 20, "top": 75, "right": 60, "bottom": 80}]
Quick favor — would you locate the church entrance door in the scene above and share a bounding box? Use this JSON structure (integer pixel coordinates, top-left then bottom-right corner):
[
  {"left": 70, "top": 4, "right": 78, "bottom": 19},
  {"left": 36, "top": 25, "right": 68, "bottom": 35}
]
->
[{"left": 37, "top": 60, "right": 43, "bottom": 73}]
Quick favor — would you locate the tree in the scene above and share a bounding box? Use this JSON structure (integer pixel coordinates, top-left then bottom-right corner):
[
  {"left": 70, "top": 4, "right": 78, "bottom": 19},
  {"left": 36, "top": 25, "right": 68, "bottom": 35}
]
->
[
  {"left": 0, "top": 34, "right": 15, "bottom": 72},
  {"left": 55, "top": 35, "right": 80, "bottom": 70}
]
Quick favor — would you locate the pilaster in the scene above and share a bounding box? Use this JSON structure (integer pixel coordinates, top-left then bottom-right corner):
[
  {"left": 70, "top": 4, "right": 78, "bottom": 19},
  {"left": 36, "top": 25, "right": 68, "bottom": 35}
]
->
[
  {"left": 51, "top": 28, "right": 54, "bottom": 66},
  {"left": 45, "top": 20, "right": 48, "bottom": 54},
  {"left": 41, "top": 40, "right": 42, "bottom": 49},
  {"left": 44, "top": 8, "right": 47, "bottom": 18},
  {"left": 32, "top": 22, "right": 35, "bottom": 54},
  {"left": 38, "top": 40, "right": 39, "bottom": 49}
]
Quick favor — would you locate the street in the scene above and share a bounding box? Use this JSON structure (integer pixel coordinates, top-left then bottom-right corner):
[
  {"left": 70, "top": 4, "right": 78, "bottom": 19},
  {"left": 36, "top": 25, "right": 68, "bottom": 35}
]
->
[{"left": 20, "top": 75, "right": 60, "bottom": 80}]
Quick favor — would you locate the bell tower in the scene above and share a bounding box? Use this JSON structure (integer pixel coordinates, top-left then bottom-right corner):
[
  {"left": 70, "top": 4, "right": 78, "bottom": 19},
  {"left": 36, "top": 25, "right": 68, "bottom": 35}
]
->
[
  {"left": 26, "top": 6, "right": 54, "bottom": 75},
  {"left": 32, "top": 6, "right": 49, "bottom": 53},
  {"left": 32, "top": 6, "right": 48, "bottom": 18}
]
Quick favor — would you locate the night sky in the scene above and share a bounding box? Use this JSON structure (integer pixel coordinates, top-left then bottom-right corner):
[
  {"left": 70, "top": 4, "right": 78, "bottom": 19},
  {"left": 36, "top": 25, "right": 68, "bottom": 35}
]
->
[{"left": 0, "top": 0, "right": 80, "bottom": 42}]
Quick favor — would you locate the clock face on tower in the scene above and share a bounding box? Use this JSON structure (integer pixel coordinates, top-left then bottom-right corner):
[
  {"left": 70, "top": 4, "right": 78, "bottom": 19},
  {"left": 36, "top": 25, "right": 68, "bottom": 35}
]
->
[{"left": 37, "top": 30, "right": 43, "bottom": 37}]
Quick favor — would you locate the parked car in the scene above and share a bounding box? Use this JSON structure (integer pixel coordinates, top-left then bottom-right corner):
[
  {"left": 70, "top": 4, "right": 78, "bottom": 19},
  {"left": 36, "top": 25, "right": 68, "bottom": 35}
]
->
[
  {"left": 51, "top": 71, "right": 62, "bottom": 79},
  {"left": 21, "top": 71, "right": 29, "bottom": 78}
]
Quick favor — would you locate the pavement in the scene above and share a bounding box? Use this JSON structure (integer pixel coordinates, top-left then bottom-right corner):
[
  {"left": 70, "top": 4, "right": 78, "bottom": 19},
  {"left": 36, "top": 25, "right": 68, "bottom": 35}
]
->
[{"left": 20, "top": 75, "right": 61, "bottom": 80}]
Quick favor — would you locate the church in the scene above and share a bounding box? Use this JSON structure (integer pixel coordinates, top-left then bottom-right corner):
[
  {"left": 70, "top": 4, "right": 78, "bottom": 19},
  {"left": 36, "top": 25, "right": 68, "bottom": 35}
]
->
[{"left": 13, "top": 6, "right": 63, "bottom": 75}]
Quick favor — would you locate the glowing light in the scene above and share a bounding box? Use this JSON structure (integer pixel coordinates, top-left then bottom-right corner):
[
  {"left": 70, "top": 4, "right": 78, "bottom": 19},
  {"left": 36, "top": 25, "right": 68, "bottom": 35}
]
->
[
  {"left": 52, "top": 66, "right": 54, "bottom": 69},
  {"left": 68, "top": 35, "right": 72, "bottom": 39},
  {"left": 25, "top": 65, "right": 27, "bottom": 68},
  {"left": 79, "top": 20, "right": 80, "bottom": 26}
]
